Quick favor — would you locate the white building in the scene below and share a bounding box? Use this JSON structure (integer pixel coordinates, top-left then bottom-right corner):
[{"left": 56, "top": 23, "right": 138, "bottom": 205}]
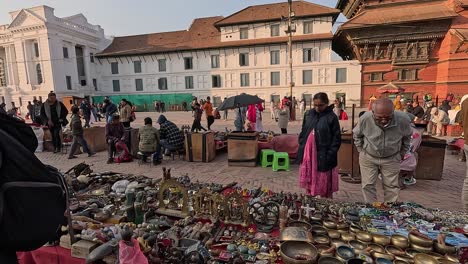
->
[
  {"left": 0, "top": 5, "right": 109, "bottom": 113},
  {"left": 97, "top": 1, "right": 361, "bottom": 108}
]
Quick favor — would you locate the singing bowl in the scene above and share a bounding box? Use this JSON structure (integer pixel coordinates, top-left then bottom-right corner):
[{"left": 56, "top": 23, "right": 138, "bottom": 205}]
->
[
  {"left": 391, "top": 235, "right": 409, "bottom": 249},
  {"left": 356, "top": 231, "right": 373, "bottom": 242},
  {"left": 445, "top": 254, "right": 461, "bottom": 263},
  {"left": 279, "top": 241, "right": 318, "bottom": 264},
  {"left": 410, "top": 243, "right": 432, "bottom": 253},
  {"left": 337, "top": 222, "right": 348, "bottom": 230},
  {"left": 434, "top": 241, "right": 457, "bottom": 255},
  {"left": 314, "top": 235, "right": 331, "bottom": 245},
  {"left": 349, "top": 223, "right": 362, "bottom": 233},
  {"left": 371, "top": 251, "right": 395, "bottom": 261},
  {"left": 367, "top": 243, "right": 385, "bottom": 253},
  {"left": 288, "top": 221, "right": 313, "bottom": 232},
  {"left": 405, "top": 248, "right": 421, "bottom": 258},
  {"left": 328, "top": 230, "right": 341, "bottom": 239},
  {"left": 316, "top": 245, "right": 334, "bottom": 257},
  {"left": 341, "top": 232, "right": 356, "bottom": 242},
  {"left": 413, "top": 253, "right": 438, "bottom": 264},
  {"left": 394, "top": 254, "right": 414, "bottom": 263},
  {"left": 318, "top": 256, "right": 343, "bottom": 264},
  {"left": 311, "top": 225, "right": 328, "bottom": 235},
  {"left": 385, "top": 245, "right": 406, "bottom": 256},
  {"left": 336, "top": 245, "right": 355, "bottom": 262},
  {"left": 279, "top": 226, "right": 314, "bottom": 243},
  {"left": 323, "top": 220, "right": 338, "bottom": 229},
  {"left": 408, "top": 232, "right": 433, "bottom": 247},
  {"left": 331, "top": 238, "right": 346, "bottom": 248},
  {"left": 394, "top": 260, "right": 410, "bottom": 264},
  {"left": 373, "top": 234, "right": 391, "bottom": 246},
  {"left": 349, "top": 240, "right": 367, "bottom": 250},
  {"left": 375, "top": 258, "right": 393, "bottom": 264},
  {"left": 310, "top": 213, "right": 323, "bottom": 222},
  {"left": 426, "top": 251, "right": 444, "bottom": 259},
  {"left": 439, "top": 260, "right": 459, "bottom": 264}
]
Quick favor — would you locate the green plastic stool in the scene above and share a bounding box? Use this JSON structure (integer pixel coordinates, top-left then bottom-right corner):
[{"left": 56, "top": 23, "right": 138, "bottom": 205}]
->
[
  {"left": 260, "top": 149, "right": 276, "bottom": 168},
  {"left": 272, "top": 152, "right": 290, "bottom": 172}
]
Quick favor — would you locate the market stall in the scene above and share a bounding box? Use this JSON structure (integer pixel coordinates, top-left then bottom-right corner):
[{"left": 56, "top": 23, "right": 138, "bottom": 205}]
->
[{"left": 16, "top": 164, "right": 468, "bottom": 264}]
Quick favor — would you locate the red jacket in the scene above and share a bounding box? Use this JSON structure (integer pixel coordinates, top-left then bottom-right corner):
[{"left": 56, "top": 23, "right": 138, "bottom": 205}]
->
[{"left": 247, "top": 103, "right": 264, "bottom": 123}]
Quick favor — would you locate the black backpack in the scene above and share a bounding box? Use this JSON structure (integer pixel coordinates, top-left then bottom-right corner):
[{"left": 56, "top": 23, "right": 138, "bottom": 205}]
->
[{"left": 0, "top": 114, "right": 68, "bottom": 251}]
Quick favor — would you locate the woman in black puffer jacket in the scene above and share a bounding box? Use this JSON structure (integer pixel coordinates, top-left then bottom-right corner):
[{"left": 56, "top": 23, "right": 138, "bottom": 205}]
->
[{"left": 298, "top": 93, "right": 341, "bottom": 198}]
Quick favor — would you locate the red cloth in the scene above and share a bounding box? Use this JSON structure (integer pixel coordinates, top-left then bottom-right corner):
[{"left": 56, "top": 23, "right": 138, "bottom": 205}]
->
[
  {"left": 271, "top": 135, "right": 299, "bottom": 159},
  {"left": 247, "top": 103, "right": 263, "bottom": 123},
  {"left": 119, "top": 238, "right": 148, "bottom": 264},
  {"left": 17, "top": 246, "right": 85, "bottom": 264}
]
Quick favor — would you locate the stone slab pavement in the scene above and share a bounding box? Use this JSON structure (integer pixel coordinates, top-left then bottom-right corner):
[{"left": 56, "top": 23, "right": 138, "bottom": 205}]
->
[{"left": 35, "top": 111, "right": 466, "bottom": 211}]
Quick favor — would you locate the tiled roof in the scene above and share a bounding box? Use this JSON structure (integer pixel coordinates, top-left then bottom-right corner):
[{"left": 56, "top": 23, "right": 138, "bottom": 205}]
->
[
  {"left": 97, "top": 16, "right": 333, "bottom": 57},
  {"left": 215, "top": 1, "right": 340, "bottom": 27},
  {"left": 339, "top": 1, "right": 458, "bottom": 30}
]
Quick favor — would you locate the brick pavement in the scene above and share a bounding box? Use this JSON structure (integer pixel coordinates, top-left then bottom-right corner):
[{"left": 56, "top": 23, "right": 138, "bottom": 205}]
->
[{"left": 35, "top": 111, "right": 466, "bottom": 211}]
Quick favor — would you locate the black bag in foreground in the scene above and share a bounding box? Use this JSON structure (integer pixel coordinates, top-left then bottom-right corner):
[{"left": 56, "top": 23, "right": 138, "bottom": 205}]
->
[{"left": 0, "top": 114, "right": 68, "bottom": 251}]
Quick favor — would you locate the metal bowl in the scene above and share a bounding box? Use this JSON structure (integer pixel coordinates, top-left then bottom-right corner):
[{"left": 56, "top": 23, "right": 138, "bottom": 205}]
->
[
  {"left": 316, "top": 244, "right": 334, "bottom": 257},
  {"left": 371, "top": 251, "right": 395, "bottom": 261},
  {"left": 356, "top": 231, "right": 373, "bottom": 242},
  {"left": 349, "top": 223, "right": 362, "bottom": 233},
  {"left": 348, "top": 240, "right": 367, "bottom": 250},
  {"left": 373, "top": 234, "right": 391, "bottom": 246},
  {"left": 394, "top": 260, "right": 410, "bottom": 264},
  {"left": 408, "top": 232, "right": 433, "bottom": 247},
  {"left": 328, "top": 230, "right": 341, "bottom": 239},
  {"left": 410, "top": 243, "right": 432, "bottom": 253},
  {"left": 445, "top": 254, "right": 461, "bottom": 263},
  {"left": 337, "top": 222, "right": 348, "bottom": 230},
  {"left": 310, "top": 213, "right": 323, "bottom": 222},
  {"left": 433, "top": 241, "right": 457, "bottom": 255},
  {"left": 323, "top": 220, "right": 337, "bottom": 229},
  {"left": 314, "top": 235, "right": 331, "bottom": 245},
  {"left": 288, "top": 221, "right": 313, "bottom": 232},
  {"left": 391, "top": 234, "right": 409, "bottom": 249},
  {"left": 336, "top": 245, "right": 355, "bottom": 262},
  {"left": 331, "top": 238, "right": 346, "bottom": 248},
  {"left": 413, "top": 253, "right": 438, "bottom": 264},
  {"left": 405, "top": 248, "right": 421, "bottom": 258},
  {"left": 279, "top": 241, "right": 318, "bottom": 264},
  {"left": 375, "top": 258, "right": 393, "bottom": 264},
  {"left": 279, "top": 226, "right": 314, "bottom": 243},
  {"left": 311, "top": 225, "right": 328, "bottom": 236},
  {"left": 394, "top": 254, "right": 414, "bottom": 263},
  {"left": 426, "top": 251, "right": 444, "bottom": 260},
  {"left": 341, "top": 232, "right": 356, "bottom": 242},
  {"left": 385, "top": 245, "right": 406, "bottom": 256},
  {"left": 318, "top": 256, "right": 343, "bottom": 264},
  {"left": 367, "top": 243, "right": 385, "bottom": 253},
  {"left": 439, "top": 260, "right": 459, "bottom": 264}
]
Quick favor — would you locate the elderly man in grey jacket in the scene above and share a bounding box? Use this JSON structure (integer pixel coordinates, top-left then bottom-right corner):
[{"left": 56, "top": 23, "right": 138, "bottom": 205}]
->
[{"left": 353, "top": 99, "right": 412, "bottom": 203}]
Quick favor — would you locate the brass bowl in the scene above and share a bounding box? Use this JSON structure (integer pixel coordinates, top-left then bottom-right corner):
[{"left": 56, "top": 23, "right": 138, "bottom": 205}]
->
[
  {"left": 341, "top": 232, "right": 356, "bottom": 242},
  {"left": 337, "top": 222, "right": 348, "bottom": 230},
  {"left": 279, "top": 241, "right": 318, "bottom": 264},
  {"left": 318, "top": 256, "right": 343, "bottom": 264},
  {"left": 349, "top": 223, "right": 362, "bottom": 233},
  {"left": 375, "top": 258, "right": 393, "bottom": 264},
  {"left": 349, "top": 240, "right": 367, "bottom": 250},
  {"left": 439, "top": 260, "right": 459, "bottom": 264},
  {"left": 311, "top": 225, "right": 328, "bottom": 235},
  {"left": 426, "top": 251, "right": 444, "bottom": 260},
  {"left": 331, "top": 238, "right": 346, "bottom": 248},
  {"left": 288, "top": 221, "right": 313, "bottom": 232},
  {"left": 391, "top": 234, "right": 409, "bottom": 249},
  {"left": 316, "top": 245, "right": 334, "bottom": 257},
  {"left": 373, "top": 234, "right": 391, "bottom": 246},
  {"left": 371, "top": 251, "right": 395, "bottom": 261},
  {"left": 314, "top": 235, "right": 331, "bottom": 245},
  {"left": 410, "top": 243, "right": 432, "bottom": 253},
  {"left": 445, "top": 254, "right": 460, "bottom": 263},
  {"left": 356, "top": 231, "right": 373, "bottom": 242},
  {"left": 310, "top": 213, "right": 323, "bottom": 222},
  {"left": 405, "top": 248, "right": 421, "bottom": 258},
  {"left": 434, "top": 241, "right": 457, "bottom": 255},
  {"left": 394, "top": 254, "right": 414, "bottom": 263},
  {"left": 328, "top": 230, "right": 341, "bottom": 239},
  {"left": 338, "top": 229, "right": 350, "bottom": 234},
  {"left": 385, "top": 245, "right": 406, "bottom": 256},
  {"left": 323, "top": 220, "right": 337, "bottom": 229},
  {"left": 279, "top": 226, "right": 314, "bottom": 243},
  {"left": 408, "top": 232, "right": 433, "bottom": 247},
  {"left": 413, "top": 253, "right": 438, "bottom": 264},
  {"left": 336, "top": 245, "right": 355, "bottom": 262},
  {"left": 367, "top": 243, "right": 385, "bottom": 253}
]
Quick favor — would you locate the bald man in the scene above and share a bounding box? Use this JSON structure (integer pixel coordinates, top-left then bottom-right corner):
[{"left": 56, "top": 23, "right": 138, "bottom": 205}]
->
[{"left": 353, "top": 99, "right": 413, "bottom": 203}]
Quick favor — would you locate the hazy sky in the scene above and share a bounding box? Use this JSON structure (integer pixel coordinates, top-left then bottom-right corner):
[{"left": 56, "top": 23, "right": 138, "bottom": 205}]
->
[{"left": 0, "top": 0, "right": 340, "bottom": 36}]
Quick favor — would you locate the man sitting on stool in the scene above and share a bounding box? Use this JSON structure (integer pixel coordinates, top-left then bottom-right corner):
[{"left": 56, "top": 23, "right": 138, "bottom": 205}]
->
[
  {"left": 138, "top": 117, "right": 161, "bottom": 165},
  {"left": 157, "top": 115, "right": 184, "bottom": 156},
  {"left": 105, "top": 115, "right": 126, "bottom": 164}
]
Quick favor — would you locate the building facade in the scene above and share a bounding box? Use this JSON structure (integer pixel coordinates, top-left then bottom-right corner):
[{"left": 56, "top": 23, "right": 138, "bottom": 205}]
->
[
  {"left": 0, "top": 5, "right": 109, "bottom": 113},
  {"left": 334, "top": 0, "right": 468, "bottom": 106},
  {"left": 97, "top": 1, "right": 361, "bottom": 108}
]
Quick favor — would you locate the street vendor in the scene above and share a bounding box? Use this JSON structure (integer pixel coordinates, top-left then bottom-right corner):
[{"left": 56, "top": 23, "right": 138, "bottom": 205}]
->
[
  {"left": 353, "top": 98, "right": 412, "bottom": 203},
  {"left": 157, "top": 115, "right": 184, "bottom": 155},
  {"left": 105, "top": 115, "right": 126, "bottom": 164}
]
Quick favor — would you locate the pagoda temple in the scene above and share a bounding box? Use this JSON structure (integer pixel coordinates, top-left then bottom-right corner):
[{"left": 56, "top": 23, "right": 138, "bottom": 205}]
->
[{"left": 334, "top": 0, "right": 468, "bottom": 106}]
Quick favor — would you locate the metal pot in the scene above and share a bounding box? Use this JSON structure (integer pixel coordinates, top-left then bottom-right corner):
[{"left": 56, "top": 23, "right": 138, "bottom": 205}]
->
[{"left": 279, "top": 241, "right": 318, "bottom": 264}]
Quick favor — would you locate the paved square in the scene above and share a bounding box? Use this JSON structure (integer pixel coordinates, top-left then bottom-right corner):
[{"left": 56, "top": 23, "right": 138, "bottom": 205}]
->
[{"left": 35, "top": 111, "right": 466, "bottom": 211}]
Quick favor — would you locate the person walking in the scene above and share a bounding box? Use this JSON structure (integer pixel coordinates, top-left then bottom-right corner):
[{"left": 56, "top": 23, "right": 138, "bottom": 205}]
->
[
  {"left": 119, "top": 99, "right": 132, "bottom": 128},
  {"left": 80, "top": 99, "right": 92, "bottom": 128},
  {"left": 91, "top": 103, "right": 100, "bottom": 122},
  {"left": 353, "top": 98, "right": 412, "bottom": 203},
  {"left": 297, "top": 92, "right": 341, "bottom": 198},
  {"left": 223, "top": 97, "right": 229, "bottom": 120},
  {"left": 191, "top": 103, "right": 207, "bottom": 132},
  {"left": 203, "top": 96, "right": 215, "bottom": 130},
  {"left": 277, "top": 103, "right": 290, "bottom": 134},
  {"left": 161, "top": 101, "right": 166, "bottom": 113},
  {"left": 459, "top": 94, "right": 468, "bottom": 210},
  {"left": 41, "top": 91, "right": 69, "bottom": 153},
  {"left": 104, "top": 99, "right": 118, "bottom": 124},
  {"left": 68, "top": 106, "right": 95, "bottom": 159}
]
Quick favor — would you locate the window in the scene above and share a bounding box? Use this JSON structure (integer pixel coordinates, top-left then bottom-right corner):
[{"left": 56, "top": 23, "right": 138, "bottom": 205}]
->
[
  {"left": 399, "top": 69, "right": 418, "bottom": 81},
  {"left": 158, "top": 59, "right": 166, "bottom": 72},
  {"left": 66, "top": 76, "right": 72, "bottom": 90},
  {"left": 185, "top": 76, "right": 194, "bottom": 89},
  {"left": 239, "top": 53, "right": 249, "bottom": 66},
  {"left": 271, "top": 24, "right": 280, "bottom": 37},
  {"left": 370, "top": 72, "right": 383, "bottom": 82},
  {"left": 303, "top": 21, "right": 313, "bottom": 34},
  {"left": 111, "top": 62, "right": 119, "bottom": 74},
  {"left": 211, "top": 55, "right": 220, "bottom": 68},
  {"left": 158, "top": 78, "right": 168, "bottom": 90},
  {"left": 240, "top": 73, "right": 250, "bottom": 87},
  {"left": 271, "top": 72, "right": 280, "bottom": 86},
  {"left": 34, "top": 42, "right": 39, "bottom": 57},
  {"left": 93, "top": 78, "right": 97, "bottom": 91},
  {"left": 112, "top": 80, "right": 120, "bottom": 92},
  {"left": 184, "top": 57, "right": 193, "bottom": 70},
  {"left": 270, "top": 50, "right": 280, "bottom": 65},
  {"left": 134, "top": 61, "right": 142, "bottom": 73},
  {"left": 336, "top": 68, "right": 347, "bottom": 83},
  {"left": 240, "top": 27, "right": 249, "bottom": 39},
  {"left": 303, "top": 48, "right": 320, "bottom": 63},
  {"left": 212, "top": 75, "right": 222, "bottom": 88},
  {"left": 36, "top": 64, "right": 43, "bottom": 84},
  {"left": 63, "top": 47, "right": 69, "bottom": 58},
  {"left": 303, "top": 70, "right": 313, "bottom": 84},
  {"left": 135, "top": 78, "right": 143, "bottom": 91},
  {"left": 90, "top": 53, "right": 95, "bottom": 63}
]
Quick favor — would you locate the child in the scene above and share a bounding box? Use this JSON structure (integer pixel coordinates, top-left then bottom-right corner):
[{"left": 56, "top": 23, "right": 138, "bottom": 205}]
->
[{"left": 68, "top": 106, "right": 95, "bottom": 159}]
